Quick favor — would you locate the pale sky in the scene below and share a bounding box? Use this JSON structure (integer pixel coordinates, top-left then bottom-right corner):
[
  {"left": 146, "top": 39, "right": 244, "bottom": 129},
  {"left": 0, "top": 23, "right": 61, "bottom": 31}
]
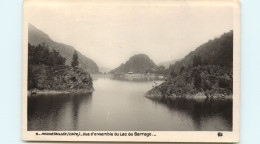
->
[{"left": 27, "top": 1, "right": 233, "bottom": 69}]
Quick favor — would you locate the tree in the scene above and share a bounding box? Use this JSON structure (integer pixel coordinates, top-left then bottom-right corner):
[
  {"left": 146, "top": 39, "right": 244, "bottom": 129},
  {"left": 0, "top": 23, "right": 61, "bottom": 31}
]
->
[
  {"left": 193, "top": 55, "right": 202, "bottom": 67},
  {"left": 157, "top": 65, "right": 166, "bottom": 74},
  {"left": 180, "top": 66, "right": 185, "bottom": 73},
  {"left": 170, "top": 71, "right": 177, "bottom": 78},
  {"left": 192, "top": 69, "right": 202, "bottom": 90},
  {"left": 71, "top": 50, "right": 79, "bottom": 68}
]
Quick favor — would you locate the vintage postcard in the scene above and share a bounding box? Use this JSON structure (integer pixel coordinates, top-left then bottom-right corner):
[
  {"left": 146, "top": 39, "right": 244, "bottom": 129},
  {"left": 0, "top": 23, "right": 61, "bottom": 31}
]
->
[{"left": 22, "top": 0, "right": 240, "bottom": 142}]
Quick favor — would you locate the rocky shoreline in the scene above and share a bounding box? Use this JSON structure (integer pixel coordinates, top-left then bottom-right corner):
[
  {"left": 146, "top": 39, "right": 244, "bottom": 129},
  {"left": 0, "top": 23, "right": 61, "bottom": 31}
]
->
[
  {"left": 145, "top": 65, "right": 233, "bottom": 101},
  {"left": 28, "top": 88, "right": 94, "bottom": 96},
  {"left": 145, "top": 90, "right": 232, "bottom": 100},
  {"left": 28, "top": 65, "right": 94, "bottom": 96}
]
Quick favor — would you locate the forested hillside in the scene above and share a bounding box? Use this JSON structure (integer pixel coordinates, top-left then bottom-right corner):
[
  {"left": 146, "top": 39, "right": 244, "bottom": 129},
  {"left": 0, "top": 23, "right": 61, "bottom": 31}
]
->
[
  {"left": 29, "top": 24, "right": 99, "bottom": 73},
  {"left": 28, "top": 44, "right": 93, "bottom": 93},
  {"left": 168, "top": 31, "right": 233, "bottom": 76},
  {"left": 146, "top": 31, "right": 233, "bottom": 99},
  {"left": 110, "top": 54, "right": 157, "bottom": 74}
]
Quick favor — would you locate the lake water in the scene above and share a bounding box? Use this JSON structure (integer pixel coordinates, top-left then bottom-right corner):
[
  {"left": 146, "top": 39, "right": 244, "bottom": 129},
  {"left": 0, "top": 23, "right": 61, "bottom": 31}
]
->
[{"left": 28, "top": 77, "right": 232, "bottom": 131}]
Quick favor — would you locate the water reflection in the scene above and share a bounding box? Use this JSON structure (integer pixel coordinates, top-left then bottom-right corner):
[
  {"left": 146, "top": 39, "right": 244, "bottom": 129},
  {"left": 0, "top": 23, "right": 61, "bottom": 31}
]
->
[
  {"left": 28, "top": 92, "right": 92, "bottom": 131},
  {"left": 152, "top": 97, "right": 232, "bottom": 131},
  {"left": 28, "top": 78, "right": 232, "bottom": 131}
]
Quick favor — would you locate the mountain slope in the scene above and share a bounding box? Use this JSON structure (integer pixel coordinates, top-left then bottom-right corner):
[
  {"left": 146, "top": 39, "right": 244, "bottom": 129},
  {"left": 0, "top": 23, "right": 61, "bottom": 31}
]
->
[
  {"left": 28, "top": 24, "right": 99, "bottom": 73},
  {"left": 110, "top": 54, "right": 156, "bottom": 73},
  {"left": 168, "top": 31, "right": 233, "bottom": 75},
  {"left": 146, "top": 31, "right": 233, "bottom": 99},
  {"left": 157, "top": 59, "right": 181, "bottom": 68}
]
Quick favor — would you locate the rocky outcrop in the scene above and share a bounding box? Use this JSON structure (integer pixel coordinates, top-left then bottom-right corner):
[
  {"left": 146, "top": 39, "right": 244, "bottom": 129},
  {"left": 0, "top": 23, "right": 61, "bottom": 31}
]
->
[
  {"left": 28, "top": 65, "right": 94, "bottom": 94},
  {"left": 145, "top": 65, "right": 232, "bottom": 99}
]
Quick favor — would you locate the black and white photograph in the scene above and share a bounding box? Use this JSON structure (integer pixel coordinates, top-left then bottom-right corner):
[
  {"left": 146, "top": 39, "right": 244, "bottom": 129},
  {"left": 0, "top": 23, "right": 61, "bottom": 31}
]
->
[{"left": 22, "top": 0, "right": 240, "bottom": 142}]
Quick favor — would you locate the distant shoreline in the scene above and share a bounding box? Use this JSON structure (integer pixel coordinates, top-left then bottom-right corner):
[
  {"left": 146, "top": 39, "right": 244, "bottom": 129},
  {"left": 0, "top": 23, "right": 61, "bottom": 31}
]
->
[{"left": 27, "top": 89, "right": 94, "bottom": 96}]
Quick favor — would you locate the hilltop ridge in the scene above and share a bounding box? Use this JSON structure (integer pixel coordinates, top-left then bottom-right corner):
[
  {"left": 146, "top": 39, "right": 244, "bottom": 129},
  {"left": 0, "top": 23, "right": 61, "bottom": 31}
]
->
[
  {"left": 110, "top": 54, "right": 157, "bottom": 74},
  {"left": 28, "top": 24, "right": 99, "bottom": 73},
  {"left": 145, "top": 31, "right": 233, "bottom": 99}
]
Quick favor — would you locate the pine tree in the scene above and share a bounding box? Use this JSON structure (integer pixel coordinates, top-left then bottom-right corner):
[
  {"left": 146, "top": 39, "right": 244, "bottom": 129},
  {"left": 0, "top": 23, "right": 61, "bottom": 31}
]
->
[
  {"left": 71, "top": 50, "right": 79, "bottom": 68},
  {"left": 180, "top": 66, "right": 185, "bottom": 73},
  {"left": 193, "top": 55, "right": 202, "bottom": 67}
]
